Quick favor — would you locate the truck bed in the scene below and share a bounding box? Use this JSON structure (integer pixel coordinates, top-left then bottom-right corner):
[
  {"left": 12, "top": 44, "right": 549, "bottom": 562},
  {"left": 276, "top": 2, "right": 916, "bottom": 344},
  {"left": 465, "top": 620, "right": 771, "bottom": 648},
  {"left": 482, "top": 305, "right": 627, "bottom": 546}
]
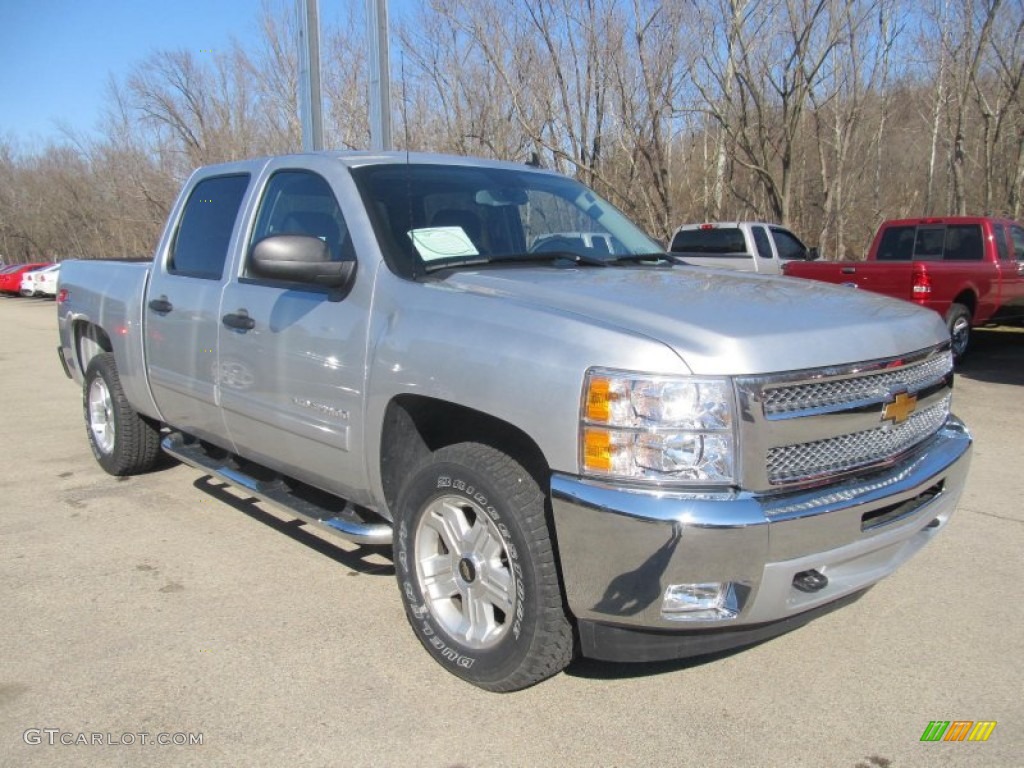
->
[
  {"left": 57, "top": 259, "right": 158, "bottom": 420},
  {"left": 783, "top": 259, "right": 915, "bottom": 296}
]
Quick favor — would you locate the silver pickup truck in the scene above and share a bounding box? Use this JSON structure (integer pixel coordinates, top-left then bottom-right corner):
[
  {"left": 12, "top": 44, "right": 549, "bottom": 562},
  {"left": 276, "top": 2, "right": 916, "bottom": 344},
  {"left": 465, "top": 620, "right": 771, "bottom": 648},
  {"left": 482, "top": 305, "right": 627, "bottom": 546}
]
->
[
  {"left": 670, "top": 221, "right": 817, "bottom": 274},
  {"left": 57, "top": 152, "right": 972, "bottom": 692}
]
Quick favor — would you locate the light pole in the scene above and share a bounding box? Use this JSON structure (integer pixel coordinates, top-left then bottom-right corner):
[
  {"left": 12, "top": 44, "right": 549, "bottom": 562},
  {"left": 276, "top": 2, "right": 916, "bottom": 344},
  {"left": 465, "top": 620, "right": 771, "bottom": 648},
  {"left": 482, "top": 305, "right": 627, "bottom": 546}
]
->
[
  {"left": 297, "top": 0, "right": 324, "bottom": 151},
  {"left": 366, "top": 0, "right": 393, "bottom": 151}
]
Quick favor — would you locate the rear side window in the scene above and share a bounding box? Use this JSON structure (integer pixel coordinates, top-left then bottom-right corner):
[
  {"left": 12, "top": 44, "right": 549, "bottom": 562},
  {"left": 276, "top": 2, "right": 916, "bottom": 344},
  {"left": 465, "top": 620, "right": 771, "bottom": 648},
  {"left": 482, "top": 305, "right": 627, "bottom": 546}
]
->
[
  {"left": 943, "top": 225, "right": 983, "bottom": 261},
  {"left": 752, "top": 226, "right": 773, "bottom": 259},
  {"left": 876, "top": 226, "right": 916, "bottom": 260},
  {"left": 914, "top": 227, "right": 945, "bottom": 260},
  {"left": 670, "top": 228, "right": 746, "bottom": 254},
  {"left": 169, "top": 174, "right": 250, "bottom": 279}
]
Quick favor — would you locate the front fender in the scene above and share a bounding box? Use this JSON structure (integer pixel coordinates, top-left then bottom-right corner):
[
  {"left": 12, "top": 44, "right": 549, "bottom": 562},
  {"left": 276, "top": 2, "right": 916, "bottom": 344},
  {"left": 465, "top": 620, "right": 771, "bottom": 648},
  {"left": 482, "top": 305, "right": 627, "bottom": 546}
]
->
[{"left": 360, "top": 268, "right": 686, "bottom": 510}]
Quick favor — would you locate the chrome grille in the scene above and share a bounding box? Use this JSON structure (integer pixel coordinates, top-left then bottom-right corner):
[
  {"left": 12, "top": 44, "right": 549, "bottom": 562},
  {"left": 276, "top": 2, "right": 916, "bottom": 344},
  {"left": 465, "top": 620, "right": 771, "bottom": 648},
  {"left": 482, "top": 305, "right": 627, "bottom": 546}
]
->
[
  {"left": 735, "top": 345, "right": 954, "bottom": 491},
  {"left": 762, "top": 351, "right": 953, "bottom": 417},
  {"left": 766, "top": 395, "right": 951, "bottom": 485}
]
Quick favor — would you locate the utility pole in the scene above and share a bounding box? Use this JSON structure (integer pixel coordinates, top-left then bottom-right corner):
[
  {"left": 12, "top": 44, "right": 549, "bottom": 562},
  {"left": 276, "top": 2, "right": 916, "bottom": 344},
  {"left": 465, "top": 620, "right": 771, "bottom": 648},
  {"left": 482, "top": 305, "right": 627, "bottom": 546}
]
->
[
  {"left": 366, "top": 0, "right": 393, "bottom": 151},
  {"left": 297, "top": 0, "right": 324, "bottom": 151}
]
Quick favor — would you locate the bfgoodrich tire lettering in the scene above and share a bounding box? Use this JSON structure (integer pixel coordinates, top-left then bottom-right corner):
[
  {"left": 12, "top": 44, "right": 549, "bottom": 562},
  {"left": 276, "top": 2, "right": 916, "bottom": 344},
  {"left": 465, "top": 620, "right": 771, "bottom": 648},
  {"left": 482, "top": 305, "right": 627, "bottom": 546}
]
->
[
  {"left": 83, "top": 352, "right": 161, "bottom": 476},
  {"left": 394, "top": 442, "right": 573, "bottom": 692}
]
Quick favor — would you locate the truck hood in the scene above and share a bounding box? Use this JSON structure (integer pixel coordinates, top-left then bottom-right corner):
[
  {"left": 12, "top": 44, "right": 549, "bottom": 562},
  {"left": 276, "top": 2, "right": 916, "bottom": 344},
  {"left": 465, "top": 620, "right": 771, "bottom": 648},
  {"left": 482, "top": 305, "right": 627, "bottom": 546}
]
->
[{"left": 439, "top": 265, "right": 947, "bottom": 375}]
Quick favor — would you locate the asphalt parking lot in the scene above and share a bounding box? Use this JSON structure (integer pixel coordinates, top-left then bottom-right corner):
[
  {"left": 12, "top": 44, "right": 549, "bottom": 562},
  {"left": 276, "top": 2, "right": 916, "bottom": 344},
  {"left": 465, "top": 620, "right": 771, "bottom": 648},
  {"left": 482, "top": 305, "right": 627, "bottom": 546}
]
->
[{"left": 1, "top": 296, "right": 1021, "bottom": 768}]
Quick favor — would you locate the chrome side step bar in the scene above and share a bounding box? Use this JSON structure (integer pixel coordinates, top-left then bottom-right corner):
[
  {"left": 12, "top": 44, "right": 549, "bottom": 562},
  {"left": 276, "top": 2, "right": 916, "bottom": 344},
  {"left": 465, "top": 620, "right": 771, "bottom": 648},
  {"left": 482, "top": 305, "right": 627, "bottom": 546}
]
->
[{"left": 161, "top": 433, "right": 392, "bottom": 546}]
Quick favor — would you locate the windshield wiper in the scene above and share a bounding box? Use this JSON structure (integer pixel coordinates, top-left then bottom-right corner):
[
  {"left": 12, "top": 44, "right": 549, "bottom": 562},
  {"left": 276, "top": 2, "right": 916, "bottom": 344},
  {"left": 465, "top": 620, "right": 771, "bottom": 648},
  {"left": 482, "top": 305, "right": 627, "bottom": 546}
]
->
[
  {"left": 421, "top": 251, "right": 608, "bottom": 274},
  {"left": 604, "top": 252, "right": 686, "bottom": 266},
  {"left": 420, "top": 251, "right": 685, "bottom": 275}
]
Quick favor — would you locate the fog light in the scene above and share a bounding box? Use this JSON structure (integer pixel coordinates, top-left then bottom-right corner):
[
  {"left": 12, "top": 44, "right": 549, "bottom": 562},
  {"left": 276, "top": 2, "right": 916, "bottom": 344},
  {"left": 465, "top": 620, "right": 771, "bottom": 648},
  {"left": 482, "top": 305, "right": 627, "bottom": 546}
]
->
[{"left": 662, "top": 582, "right": 739, "bottom": 621}]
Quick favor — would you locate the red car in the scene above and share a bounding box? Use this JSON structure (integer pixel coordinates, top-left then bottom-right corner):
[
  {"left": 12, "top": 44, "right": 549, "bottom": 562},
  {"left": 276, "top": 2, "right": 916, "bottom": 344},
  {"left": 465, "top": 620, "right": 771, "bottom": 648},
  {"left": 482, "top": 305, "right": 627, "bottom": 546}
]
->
[{"left": 0, "top": 263, "right": 51, "bottom": 295}]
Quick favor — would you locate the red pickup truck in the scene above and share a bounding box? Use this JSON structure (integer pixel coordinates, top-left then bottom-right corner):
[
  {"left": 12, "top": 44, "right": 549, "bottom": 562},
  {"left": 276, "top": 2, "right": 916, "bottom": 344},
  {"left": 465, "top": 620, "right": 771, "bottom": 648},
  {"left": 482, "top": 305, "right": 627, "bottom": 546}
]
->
[{"left": 783, "top": 217, "right": 1024, "bottom": 359}]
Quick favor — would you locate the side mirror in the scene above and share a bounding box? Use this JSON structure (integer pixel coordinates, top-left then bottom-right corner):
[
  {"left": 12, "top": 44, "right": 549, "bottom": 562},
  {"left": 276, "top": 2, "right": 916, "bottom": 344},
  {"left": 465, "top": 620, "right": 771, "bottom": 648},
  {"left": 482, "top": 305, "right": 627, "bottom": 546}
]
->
[
  {"left": 806, "top": 247, "right": 820, "bottom": 261},
  {"left": 249, "top": 235, "right": 356, "bottom": 289}
]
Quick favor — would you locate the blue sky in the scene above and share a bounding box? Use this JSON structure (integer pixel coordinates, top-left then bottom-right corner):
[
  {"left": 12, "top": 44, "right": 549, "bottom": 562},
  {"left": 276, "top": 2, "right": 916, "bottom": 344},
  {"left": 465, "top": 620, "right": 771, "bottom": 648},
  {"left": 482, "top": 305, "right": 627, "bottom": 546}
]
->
[{"left": 0, "top": 0, "right": 412, "bottom": 150}]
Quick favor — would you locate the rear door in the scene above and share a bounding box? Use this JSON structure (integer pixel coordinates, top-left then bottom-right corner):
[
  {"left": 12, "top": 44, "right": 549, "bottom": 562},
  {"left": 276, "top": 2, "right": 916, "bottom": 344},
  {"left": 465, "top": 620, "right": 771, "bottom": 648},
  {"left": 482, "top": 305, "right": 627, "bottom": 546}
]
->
[
  {"left": 216, "top": 161, "right": 371, "bottom": 503},
  {"left": 145, "top": 172, "right": 251, "bottom": 443}
]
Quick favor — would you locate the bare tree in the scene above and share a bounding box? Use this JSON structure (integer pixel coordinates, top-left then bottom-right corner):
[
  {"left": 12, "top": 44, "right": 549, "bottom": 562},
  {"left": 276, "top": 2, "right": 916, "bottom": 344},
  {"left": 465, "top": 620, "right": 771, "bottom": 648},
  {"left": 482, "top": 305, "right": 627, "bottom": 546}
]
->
[
  {"left": 412, "top": 0, "right": 620, "bottom": 177},
  {"left": 398, "top": 6, "right": 532, "bottom": 158},
  {"left": 244, "top": 3, "right": 303, "bottom": 152},
  {"left": 923, "top": 0, "right": 950, "bottom": 215},
  {"left": 972, "top": 0, "right": 1024, "bottom": 214},
  {"left": 323, "top": 4, "right": 371, "bottom": 150},
  {"left": 609, "top": 1, "right": 698, "bottom": 236},
  {"left": 937, "top": 0, "right": 1003, "bottom": 214},
  {"left": 3, "top": 0, "right": 1023, "bottom": 266},
  {"left": 693, "top": 0, "right": 860, "bottom": 225},
  {"left": 809, "top": 0, "right": 902, "bottom": 259}
]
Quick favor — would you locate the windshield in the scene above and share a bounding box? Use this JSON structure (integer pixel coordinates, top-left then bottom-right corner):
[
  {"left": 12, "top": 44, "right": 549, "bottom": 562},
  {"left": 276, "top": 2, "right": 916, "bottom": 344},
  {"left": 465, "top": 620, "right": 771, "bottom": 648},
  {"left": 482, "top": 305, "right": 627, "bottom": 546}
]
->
[{"left": 351, "top": 163, "right": 662, "bottom": 277}]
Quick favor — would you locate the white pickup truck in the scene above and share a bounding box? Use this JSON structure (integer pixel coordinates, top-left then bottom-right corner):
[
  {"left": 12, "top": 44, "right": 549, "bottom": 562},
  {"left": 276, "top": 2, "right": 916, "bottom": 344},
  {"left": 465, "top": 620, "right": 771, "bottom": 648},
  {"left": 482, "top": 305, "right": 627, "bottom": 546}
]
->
[
  {"left": 670, "top": 221, "right": 817, "bottom": 274},
  {"left": 57, "top": 152, "right": 971, "bottom": 691}
]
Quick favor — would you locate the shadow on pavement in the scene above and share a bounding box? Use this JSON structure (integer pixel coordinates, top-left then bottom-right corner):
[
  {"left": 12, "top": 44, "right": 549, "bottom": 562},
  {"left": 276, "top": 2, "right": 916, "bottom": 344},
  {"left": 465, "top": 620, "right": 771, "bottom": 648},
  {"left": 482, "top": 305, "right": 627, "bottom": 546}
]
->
[
  {"left": 565, "top": 587, "right": 869, "bottom": 682},
  {"left": 191, "top": 475, "right": 395, "bottom": 576},
  {"left": 957, "top": 327, "right": 1024, "bottom": 386},
  {"left": 565, "top": 643, "right": 758, "bottom": 682}
]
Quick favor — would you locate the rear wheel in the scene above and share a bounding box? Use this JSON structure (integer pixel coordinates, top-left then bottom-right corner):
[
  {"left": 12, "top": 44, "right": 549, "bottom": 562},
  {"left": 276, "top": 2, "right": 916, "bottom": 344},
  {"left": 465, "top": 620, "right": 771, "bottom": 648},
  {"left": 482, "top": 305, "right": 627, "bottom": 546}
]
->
[
  {"left": 83, "top": 353, "right": 161, "bottom": 475},
  {"left": 946, "top": 303, "right": 972, "bottom": 362},
  {"left": 394, "top": 442, "right": 574, "bottom": 691}
]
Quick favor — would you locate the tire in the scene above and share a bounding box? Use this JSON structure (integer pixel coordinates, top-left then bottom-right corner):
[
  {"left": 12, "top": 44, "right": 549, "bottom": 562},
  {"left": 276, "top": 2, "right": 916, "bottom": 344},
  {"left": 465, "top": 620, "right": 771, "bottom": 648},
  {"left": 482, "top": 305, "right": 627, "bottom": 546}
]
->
[
  {"left": 394, "top": 442, "right": 574, "bottom": 692},
  {"left": 946, "top": 303, "right": 972, "bottom": 363},
  {"left": 83, "top": 352, "right": 161, "bottom": 476}
]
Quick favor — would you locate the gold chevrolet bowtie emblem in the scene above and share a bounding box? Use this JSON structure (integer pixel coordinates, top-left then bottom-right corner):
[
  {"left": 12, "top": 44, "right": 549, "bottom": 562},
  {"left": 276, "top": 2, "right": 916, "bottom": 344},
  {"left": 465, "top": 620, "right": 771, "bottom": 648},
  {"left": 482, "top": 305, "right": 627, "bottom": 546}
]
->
[{"left": 882, "top": 392, "right": 918, "bottom": 424}]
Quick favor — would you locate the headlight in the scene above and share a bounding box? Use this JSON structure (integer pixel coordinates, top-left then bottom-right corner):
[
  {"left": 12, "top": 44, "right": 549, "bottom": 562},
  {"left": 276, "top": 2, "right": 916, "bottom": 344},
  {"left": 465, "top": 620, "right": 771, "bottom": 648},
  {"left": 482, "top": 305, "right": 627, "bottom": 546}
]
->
[{"left": 580, "top": 369, "right": 736, "bottom": 484}]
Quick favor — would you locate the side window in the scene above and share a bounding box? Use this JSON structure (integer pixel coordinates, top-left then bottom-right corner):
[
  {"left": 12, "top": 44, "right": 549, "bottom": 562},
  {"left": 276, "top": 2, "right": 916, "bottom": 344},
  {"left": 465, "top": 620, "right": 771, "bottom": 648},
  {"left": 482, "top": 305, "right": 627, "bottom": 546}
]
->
[
  {"left": 913, "top": 227, "right": 945, "bottom": 260},
  {"left": 1010, "top": 225, "right": 1024, "bottom": 261},
  {"left": 752, "top": 226, "right": 773, "bottom": 259},
  {"left": 943, "top": 225, "right": 983, "bottom": 261},
  {"left": 876, "top": 226, "right": 915, "bottom": 261},
  {"left": 771, "top": 228, "right": 808, "bottom": 260},
  {"left": 248, "top": 170, "right": 352, "bottom": 278},
  {"left": 993, "top": 223, "right": 1010, "bottom": 261},
  {"left": 169, "top": 174, "right": 250, "bottom": 279}
]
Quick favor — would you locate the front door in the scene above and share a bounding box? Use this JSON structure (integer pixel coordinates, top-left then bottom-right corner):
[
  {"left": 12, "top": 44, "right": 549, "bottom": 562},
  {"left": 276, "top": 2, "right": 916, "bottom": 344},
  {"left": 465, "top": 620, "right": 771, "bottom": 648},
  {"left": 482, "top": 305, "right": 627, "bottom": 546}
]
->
[
  {"left": 1004, "top": 223, "right": 1024, "bottom": 318},
  {"left": 217, "top": 165, "right": 371, "bottom": 503}
]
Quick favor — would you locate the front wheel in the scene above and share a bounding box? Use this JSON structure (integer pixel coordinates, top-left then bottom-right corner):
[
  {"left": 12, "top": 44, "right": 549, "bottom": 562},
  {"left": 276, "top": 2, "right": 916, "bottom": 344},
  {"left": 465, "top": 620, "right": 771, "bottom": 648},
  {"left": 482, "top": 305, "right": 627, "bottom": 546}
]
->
[
  {"left": 394, "top": 443, "right": 574, "bottom": 691},
  {"left": 83, "top": 352, "right": 161, "bottom": 476},
  {"left": 946, "top": 303, "right": 972, "bottom": 363}
]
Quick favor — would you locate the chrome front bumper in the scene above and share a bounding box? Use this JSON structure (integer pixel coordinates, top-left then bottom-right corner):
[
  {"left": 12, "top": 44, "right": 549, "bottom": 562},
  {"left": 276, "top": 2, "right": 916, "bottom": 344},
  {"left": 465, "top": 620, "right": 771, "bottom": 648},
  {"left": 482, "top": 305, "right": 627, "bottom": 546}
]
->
[{"left": 551, "top": 417, "right": 972, "bottom": 660}]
